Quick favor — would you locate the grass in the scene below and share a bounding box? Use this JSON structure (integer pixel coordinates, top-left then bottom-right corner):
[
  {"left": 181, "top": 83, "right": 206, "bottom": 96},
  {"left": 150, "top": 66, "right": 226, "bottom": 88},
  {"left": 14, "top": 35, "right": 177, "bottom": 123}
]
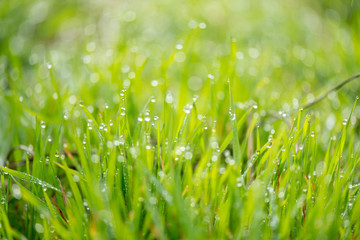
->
[{"left": 1, "top": 0, "right": 360, "bottom": 239}]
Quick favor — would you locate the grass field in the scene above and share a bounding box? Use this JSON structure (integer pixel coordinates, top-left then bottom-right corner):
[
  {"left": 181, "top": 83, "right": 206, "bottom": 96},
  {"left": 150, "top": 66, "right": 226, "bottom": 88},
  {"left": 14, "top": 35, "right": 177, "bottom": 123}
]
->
[{"left": 1, "top": 0, "right": 360, "bottom": 239}]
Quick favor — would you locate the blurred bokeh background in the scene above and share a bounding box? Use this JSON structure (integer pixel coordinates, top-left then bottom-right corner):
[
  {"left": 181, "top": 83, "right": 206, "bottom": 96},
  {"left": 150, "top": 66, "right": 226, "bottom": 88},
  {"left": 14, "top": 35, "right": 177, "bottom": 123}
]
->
[{"left": 1, "top": 0, "right": 360, "bottom": 161}]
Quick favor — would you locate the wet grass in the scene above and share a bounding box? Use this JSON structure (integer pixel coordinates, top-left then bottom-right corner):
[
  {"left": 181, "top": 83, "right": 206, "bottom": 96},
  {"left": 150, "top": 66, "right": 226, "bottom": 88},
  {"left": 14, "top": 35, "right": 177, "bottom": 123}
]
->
[{"left": 1, "top": 0, "right": 360, "bottom": 239}]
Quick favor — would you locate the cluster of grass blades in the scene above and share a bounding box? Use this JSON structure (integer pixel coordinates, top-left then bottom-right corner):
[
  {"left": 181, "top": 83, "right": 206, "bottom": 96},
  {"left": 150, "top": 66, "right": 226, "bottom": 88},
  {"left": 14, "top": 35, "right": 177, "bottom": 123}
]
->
[
  {"left": 1, "top": 72, "right": 360, "bottom": 239},
  {"left": 1, "top": 0, "right": 360, "bottom": 239}
]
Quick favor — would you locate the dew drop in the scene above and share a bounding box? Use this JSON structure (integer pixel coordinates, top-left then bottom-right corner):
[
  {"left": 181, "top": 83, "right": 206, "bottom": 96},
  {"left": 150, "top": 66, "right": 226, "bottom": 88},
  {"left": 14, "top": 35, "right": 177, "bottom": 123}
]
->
[
  {"left": 165, "top": 92, "right": 174, "bottom": 104},
  {"left": 151, "top": 80, "right": 158, "bottom": 87},
  {"left": 149, "top": 196, "right": 158, "bottom": 205},
  {"left": 199, "top": 22, "right": 207, "bottom": 29},
  {"left": 183, "top": 104, "right": 193, "bottom": 114},
  {"left": 91, "top": 155, "right": 99, "bottom": 163},
  {"left": 73, "top": 175, "right": 80, "bottom": 182},
  {"left": 117, "top": 155, "right": 125, "bottom": 163},
  {"left": 120, "top": 107, "right": 126, "bottom": 116},
  {"left": 184, "top": 152, "right": 193, "bottom": 160},
  {"left": 175, "top": 44, "right": 183, "bottom": 50},
  {"left": 35, "top": 223, "right": 44, "bottom": 233}
]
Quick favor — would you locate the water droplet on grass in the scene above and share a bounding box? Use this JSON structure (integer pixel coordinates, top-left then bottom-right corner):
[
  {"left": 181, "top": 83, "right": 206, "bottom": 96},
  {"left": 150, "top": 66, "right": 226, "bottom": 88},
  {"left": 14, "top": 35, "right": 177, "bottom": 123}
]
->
[
  {"left": 210, "top": 137, "right": 218, "bottom": 149},
  {"left": 40, "top": 121, "right": 46, "bottom": 129},
  {"left": 107, "top": 141, "right": 114, "bottom": 149},
  {"left": 228, "top": 159, "right": 235, "bottom": 165},
  {"left": 117, "top": 155, "right": 125, "bottom": 163},
  {"left": 151, "top": 80, "right": 158, "bottom": 87},
  {"left": 73, "top": 175, "right": 80, "bottom": 182},
  {"left": 35, "top": 223, "right": 44, "bottom": 233},
  {"left": 91, "top": 154, "right": 99, "bottom": 163},
  {"left": 120, "top": 107, "right": 126, "bottom": 116},
  {"left": 149, "top": 196, "right": 158, "bottom": 205},
  {"left": 183, "top": 104, "right": 193, "bottom": 114},
  {"left": 175, "top": 44, "right": 183, "bottom": 50},
  {"left": 224, "top": 150, "right": 231, "bottom": 157},
  {"left": 184, "top": 152, "right": 193, "bottom": 160},
  {"left": 211, "top": 154, "right": 218, "bottom": 162},
  {"left": 278, "top": 191, "right": 285, "bottom": 199},
  {"left": 248, "top": 48, "right": 259, "bottom": 59},
  {"left": 199, "top": 22, "right": 207, "bottom": 29}
]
